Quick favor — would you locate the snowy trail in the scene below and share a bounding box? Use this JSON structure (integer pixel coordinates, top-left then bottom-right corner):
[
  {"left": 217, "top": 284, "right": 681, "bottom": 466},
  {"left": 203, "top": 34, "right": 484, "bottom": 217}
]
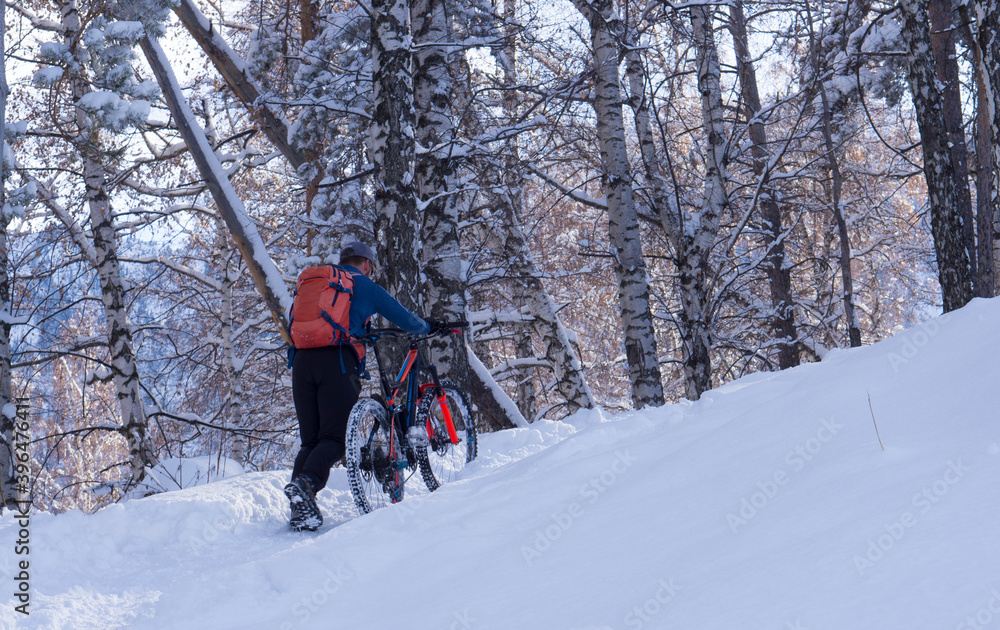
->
[{"left": 4, "top": 298, "right": 1000, "bottom": 629}]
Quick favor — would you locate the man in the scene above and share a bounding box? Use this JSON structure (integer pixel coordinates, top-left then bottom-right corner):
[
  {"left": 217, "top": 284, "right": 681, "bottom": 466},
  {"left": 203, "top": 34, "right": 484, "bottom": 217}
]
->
[{"left": 285, "top": 241, "right": 433, "bottom": 531}]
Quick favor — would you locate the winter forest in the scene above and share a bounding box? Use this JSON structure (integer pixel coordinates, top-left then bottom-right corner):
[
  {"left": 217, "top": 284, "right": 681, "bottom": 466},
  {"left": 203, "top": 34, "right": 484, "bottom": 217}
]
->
[{"left": 0, "top": 0, "right": 996, "bottom": 513}]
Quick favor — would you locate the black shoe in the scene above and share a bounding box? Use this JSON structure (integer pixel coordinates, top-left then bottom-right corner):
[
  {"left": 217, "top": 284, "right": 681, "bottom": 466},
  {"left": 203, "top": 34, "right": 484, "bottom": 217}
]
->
[
  {"left": 284, "top": 476, "right": 323, "bottom": 531},
  {"left": 289, "top": 501, "right": 305, "bottom": 530}
]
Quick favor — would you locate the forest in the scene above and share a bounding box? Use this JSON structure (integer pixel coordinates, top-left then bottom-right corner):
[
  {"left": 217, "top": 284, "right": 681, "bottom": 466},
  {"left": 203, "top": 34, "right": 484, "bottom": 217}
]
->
[{"left": 0, "top": 0, "right": 995, "bottom": 512}]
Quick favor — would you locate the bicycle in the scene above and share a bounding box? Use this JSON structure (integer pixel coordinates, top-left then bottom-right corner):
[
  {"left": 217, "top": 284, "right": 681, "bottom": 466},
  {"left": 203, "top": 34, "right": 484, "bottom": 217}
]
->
[{"left": 345, "top": 321, "right": 478, "bottom": 514}]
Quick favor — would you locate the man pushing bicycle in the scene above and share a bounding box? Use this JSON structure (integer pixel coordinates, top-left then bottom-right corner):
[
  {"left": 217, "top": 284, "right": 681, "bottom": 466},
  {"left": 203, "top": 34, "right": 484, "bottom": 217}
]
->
[{"left": 284, "top": 241, "right": 441, "bottom": 531}]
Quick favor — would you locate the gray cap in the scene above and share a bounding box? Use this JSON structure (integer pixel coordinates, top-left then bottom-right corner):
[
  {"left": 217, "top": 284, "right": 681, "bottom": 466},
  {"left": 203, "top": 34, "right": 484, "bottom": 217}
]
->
[{"left": 339, "top": 241, "right": 377, "bottom": 267}]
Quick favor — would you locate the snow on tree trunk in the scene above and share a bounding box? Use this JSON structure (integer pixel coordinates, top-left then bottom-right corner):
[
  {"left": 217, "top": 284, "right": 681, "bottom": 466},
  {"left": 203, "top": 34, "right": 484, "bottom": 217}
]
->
[
  {"left": 817, "top": 87, "right": 862, "bottom": 347},
  {"left": 412, "top": 0, "right": 471, "bottom": 394},
  {"left": 369, "top": 0, "right": 423, "bottom": 320},
  {"left": 971, "top": 40, "right": 995, "bottom": 297},
  {"left": 484, "top": 0, "right": 595, "bottom": 417},
  {"left": 622, "top": 43, "right": 710, "bottom": 399},
  {"left": 898, "top": 0, "right": 975, "bottom": 312},
  {"left": 139, "top": 36, "right": 294, "bottom": 342},
  {"left": 803, "top": 0, "right": 862, "bottom": 346},
  {"left": 0, "top": 0, "right": 15, "bottom": 508},
  {"left": 571, "top": 0, "right": 664, "bottom": 408},
  {"left": 678, "top": 5, "right": 729, "bottom": 400},
  {"left": 83, "top": 159, "right": 158, "bottom": 485},
  {"left": 60, "top": 0, "right": 157, "bottom": 485},
  {"left": 216, "top": 221, "right": 245, "bottom": 464},
  {"left": 929, "top": 0, "right": 977, "bottom": 291},
  {"left": 173, "top": 0, "right": 304, "bottom": 171},
  {"left": 972, "top": 0, "right": 1000, "bottom": 295},
  {"left": 729, "top": 0, "right": 798, "bottom": 369},
  {"left": 468, "top": 348, "right": 528, "bottom": 429}
]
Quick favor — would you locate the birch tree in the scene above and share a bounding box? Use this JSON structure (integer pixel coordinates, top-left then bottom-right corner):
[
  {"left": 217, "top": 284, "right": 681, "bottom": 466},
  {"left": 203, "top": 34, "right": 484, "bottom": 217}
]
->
[
  {"left": 138, "top": 35, "right": 294, "bottom": 339},
  {"left": 172, "top": 0, "right": 303, "bottom": 171},
  {"left": 673, "top": 4, "right": 729, "bottom": 398},
  {"left": 961, "top": 11, "right": 995, "bottom": 296},
  {"left": 728, "top": 0, "right": 798, "bottom": 368},
  {"left": 897, "top": 0, "right": 975, "bottom": 312},
  {"left": 34, "top": 0, "right": 167, "bottom": 485},
  {"left": 370, "top": 0, "right": 423, "bottom": 320},
  {"left": 570, "top": 0, "right": 664, "bottom": 408},
  {"left": 804, "top": 0, "right": 862, "bottom": 346},
  {"left": 463, "top": 0, "right": 596, "bottom": 418},
  {"left": 412, "top": 0, "right": 470, "bottom": 390},
  {"left": 0, "top": 0, "right": 15, "bottom": 509},
  {"left": 969, "top": 0, "right": 1000, "bottom": 294},
  {"left": 928, "top": 0, "right": 976, "bottom": 291}
]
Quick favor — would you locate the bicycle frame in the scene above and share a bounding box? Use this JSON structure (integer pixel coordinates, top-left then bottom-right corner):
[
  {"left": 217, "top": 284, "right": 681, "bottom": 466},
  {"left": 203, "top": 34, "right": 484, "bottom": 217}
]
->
[
  {"left": 363, "top": 330, "right": 462, "bottom": 503},
  {"left": 368, "top": 334, "right": 460, "bottom": 445}
]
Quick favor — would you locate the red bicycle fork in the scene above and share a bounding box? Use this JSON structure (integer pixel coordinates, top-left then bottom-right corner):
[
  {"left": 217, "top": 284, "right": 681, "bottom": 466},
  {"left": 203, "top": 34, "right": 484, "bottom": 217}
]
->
[{"left": 419, "top": 384, "right": 460, "bottom": 445}]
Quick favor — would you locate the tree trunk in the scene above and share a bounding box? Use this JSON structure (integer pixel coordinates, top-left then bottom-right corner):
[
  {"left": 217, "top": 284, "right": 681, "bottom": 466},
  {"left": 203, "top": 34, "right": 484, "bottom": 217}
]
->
[
  {"left": 217, "top": 221, "right": 245, "bottom": 464},
  {"left": 173, "top": 0, "right": 304, "bottom": 170},
  {"left": 61, "top": 0, "right": 158, "bottom": 485},
  {"left": 140, "top": 36, "right": 295, "bottom": 342},
  {"left": 571, "top": 0, "right": 664, "bottom": 408},
  {"left": 412, "top": 0, "right": 471, "bottom": 394},
  {"left": 491, "top": 0, "right": 595, "bottom": 416},
  {"left": 804, "top": 0, "right": 862, "bottom": 346},
  {"left": 971, "top": 0, "right": 1000, "bottom": 295},
  {"left": 929, "top": 0, "right": 977, "bottom": 290},
  {"left": 898, "top": 0, "right": 975, "bottom": 312},
  {"left": 974, "top": 55, "right": 996, "bottom": 297},
  {"left": 729, "top": 0, "right": 799, "bottom": 368},
  {"left": 0, "top": 0, "right": 15, "bottom": 508},
  {"left": 680, "top": 5, "right": 729, "bottom": 399},
  {"left": 369, "top": 0, "right": 423, "bottom": 322},
  {"left": 83, "top": 159, "right": 159, "bottom": 484}
]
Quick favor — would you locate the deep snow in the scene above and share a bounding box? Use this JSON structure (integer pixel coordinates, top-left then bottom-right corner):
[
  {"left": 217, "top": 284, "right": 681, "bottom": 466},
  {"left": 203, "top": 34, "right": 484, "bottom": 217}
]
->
[{"left": 4, "top": 298, "right": 1000, "bottom": 629}]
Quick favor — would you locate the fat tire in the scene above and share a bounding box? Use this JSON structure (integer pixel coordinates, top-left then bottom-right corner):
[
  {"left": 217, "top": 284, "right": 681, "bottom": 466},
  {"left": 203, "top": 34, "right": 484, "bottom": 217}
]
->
[
  {"left": 345, "top": 397, "right": 394, "bottom": 514},
  {"left": 414, "top": 384, "right": 477, "bottom": 492}
]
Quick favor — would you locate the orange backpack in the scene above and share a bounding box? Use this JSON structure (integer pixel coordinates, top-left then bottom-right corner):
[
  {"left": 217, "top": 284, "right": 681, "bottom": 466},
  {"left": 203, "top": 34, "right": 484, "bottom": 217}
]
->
[{"left": 289, "top": 265, "right": 365, "bottom": 359}]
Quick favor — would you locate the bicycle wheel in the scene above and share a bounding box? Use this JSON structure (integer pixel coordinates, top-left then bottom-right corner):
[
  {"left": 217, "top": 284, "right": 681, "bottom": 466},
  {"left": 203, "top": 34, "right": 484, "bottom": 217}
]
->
[
  {"left": 414, "top": 383, "right": 477, "bottom": 492},
  {"left": 345, "top": 397, "right": 398, "bottom": 514}
]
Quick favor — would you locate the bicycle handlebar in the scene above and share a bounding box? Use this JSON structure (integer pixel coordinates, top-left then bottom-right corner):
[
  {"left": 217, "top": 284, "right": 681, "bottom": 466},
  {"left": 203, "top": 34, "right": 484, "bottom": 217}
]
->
[{"left": 359, "top": 320, "right": 468, "bottom": 342}]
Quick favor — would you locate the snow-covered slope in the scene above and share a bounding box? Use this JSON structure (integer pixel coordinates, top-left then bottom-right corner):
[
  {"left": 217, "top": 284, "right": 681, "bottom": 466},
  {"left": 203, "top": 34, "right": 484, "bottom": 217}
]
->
[{"left": 5, "top": 298, "right": 1000, "bottom": 630}]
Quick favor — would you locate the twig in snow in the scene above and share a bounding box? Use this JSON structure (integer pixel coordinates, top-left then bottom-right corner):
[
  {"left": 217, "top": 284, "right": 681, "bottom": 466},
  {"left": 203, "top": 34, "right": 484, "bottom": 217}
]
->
[{"left": 867, "top": 391, "right": 885, "bottom": 452}]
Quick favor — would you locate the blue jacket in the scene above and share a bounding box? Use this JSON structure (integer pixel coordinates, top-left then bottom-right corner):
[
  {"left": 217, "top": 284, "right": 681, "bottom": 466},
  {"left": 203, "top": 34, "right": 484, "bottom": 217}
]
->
[
  {"left": 286, "top": 265, "right": 429, "bottom": 375},
  {"left": 340, "top": 265, "right": 430, "bottom": 338}
]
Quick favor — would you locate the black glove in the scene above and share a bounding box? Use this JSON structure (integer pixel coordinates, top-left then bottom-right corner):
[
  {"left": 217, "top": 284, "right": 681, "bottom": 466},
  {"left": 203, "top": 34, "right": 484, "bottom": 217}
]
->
[{"left": 424, "top": 318, "right": 447, "bottom": 334}]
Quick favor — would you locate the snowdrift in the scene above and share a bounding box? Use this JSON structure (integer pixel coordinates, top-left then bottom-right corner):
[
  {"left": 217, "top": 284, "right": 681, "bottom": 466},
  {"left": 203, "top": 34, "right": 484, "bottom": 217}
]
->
[{"left": 4, "top": 298, "right": 1000, "bottom": 629}]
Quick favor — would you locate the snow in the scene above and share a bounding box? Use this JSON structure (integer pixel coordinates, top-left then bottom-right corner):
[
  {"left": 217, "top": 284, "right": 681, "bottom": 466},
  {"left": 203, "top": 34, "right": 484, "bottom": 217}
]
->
[
  {"left": 5, "top": 297, "right": 1000, "bottom": 628},
  {"left": 31, "top": 67, "right": 64, "bottom": 86},
  {"left": 104, "top": 21, "right": 144, "bottom": 41},
  {"left": 140, "top": 457, "right": 246, "bottom": 494},
  {"left": 142, "top": 36, "right": 293, "bottom": 316},
  {"left": 75, "top": 91, "right": 150, "bottom": 129}
]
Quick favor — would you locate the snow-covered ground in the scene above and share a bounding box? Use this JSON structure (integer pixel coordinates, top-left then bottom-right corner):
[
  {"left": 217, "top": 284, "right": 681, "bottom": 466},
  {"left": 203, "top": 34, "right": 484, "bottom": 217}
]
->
[{"left": 4, "top": 298, "right": 1000, "bottom": 629}]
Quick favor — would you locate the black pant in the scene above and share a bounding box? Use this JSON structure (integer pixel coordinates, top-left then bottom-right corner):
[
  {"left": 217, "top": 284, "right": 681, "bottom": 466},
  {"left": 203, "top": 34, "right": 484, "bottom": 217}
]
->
[{"left": 291, "top": 345, "right": 361, "bottom": 491}]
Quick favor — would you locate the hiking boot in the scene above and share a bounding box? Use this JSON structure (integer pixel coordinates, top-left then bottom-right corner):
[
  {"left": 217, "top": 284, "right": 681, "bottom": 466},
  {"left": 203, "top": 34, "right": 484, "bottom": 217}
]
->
[{"left": 284, "top": 475, "right": 323, "bottom": 532}]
